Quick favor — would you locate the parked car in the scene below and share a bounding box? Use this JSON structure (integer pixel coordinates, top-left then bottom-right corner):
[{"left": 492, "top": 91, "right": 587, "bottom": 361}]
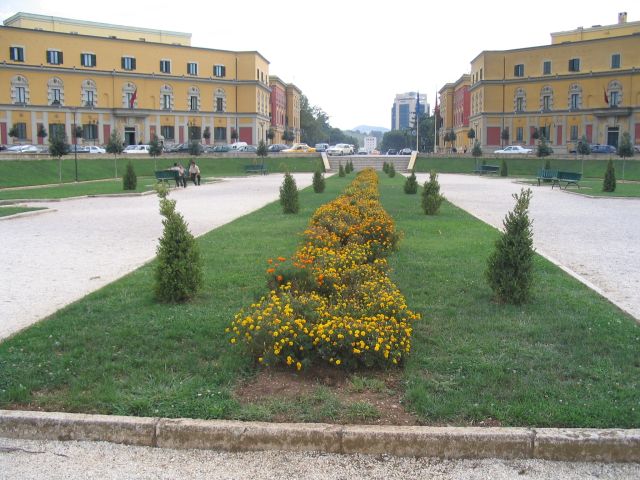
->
[
  {"left": 315, "top": 143, "right": 329, "bottom": 152},
  {"left": 209, "top": 144, "right": 231, "bottom": 153},
  {"left": 494, "top": 145, "right": 533, "bottom": 154},
  {"left": 399, "top": 148, "right": 412, "bottom": 155},
  {"left": 385, "top": 149, "right": 398, "bottom": 155},
  {"left": 238, "top": 145, "right": 258, "bottom": 153},
  {"left": 86, "top": 145, "right": 106, "bottom": 154},
  {"left": 634, "top": 145, "right": 640, "bottom": 153},
  {"left": 327, "top": 143, "right": 352, "bottom": 156},
  {"left": 357, "top": 148, "right": 367, "bottom": 155},
  {"left": 123, "top": 144, "right": 150, "bottom": 154},
  {"left": 6, "top": 144, "right": 40, "bottom": 153},
  {"left": 283, "top": 143, "right": 316, "bottom": 153},
  {"left": 267, "top": 143, "right": 288, "bottom": 152},
  {"left": 590, "top": 144, "right": 616, "bottom": 154},
  {"left": 229, "top": 142, "right": 248, "bottom": 151}
]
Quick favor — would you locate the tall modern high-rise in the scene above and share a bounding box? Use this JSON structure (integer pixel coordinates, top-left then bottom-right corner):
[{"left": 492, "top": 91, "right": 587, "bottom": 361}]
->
[{"left": 391, "top": 92, "right": 429, "bottom": 130}]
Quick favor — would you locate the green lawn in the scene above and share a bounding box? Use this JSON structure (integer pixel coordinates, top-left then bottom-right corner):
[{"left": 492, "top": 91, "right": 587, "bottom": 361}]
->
[
  {"left": 0, "top": 173, "right": 637, "bottom": 427},
  {"left": 415, "top": 155, "right": 640, "bottom": 181},
  {"left": 0, "top": 206, "right": 46, "bottom": 217},
  {"left": 0, "top": 179, "right": 156, "bottom": 200},
  {"left": 0, "top": 155, "right": 323, "bottom": 189},
  {"left": 519, "top": 179, "right": 640, "bottom": 198}
]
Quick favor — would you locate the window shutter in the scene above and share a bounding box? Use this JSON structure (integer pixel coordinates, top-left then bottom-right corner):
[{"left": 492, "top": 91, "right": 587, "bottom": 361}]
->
[
  {"left": 80, "top": 53, "right": 84, "bottom": 65},
  {"left": 59, "top": 51, "right": 63, "bottom": 64},
  {"left": 222, "top": 66, "right": 226, "bottom": 77},
  {"left": 132, "top": 58, "right": 136, "bottom": 70},
  {"left": 121, "top": 57, "right": 125, "bottom": 69},
  {"left": 92, "top": 54, "right": 96, "bottom": 67}
]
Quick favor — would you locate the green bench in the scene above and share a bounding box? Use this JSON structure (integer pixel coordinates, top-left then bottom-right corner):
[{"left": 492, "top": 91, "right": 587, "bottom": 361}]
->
[
  {"left": 474, "top": 164, "right": 500, "bottom": 175},
  {"left": 537, "top": 169, "right": 559, "bottom": 187},
  {"left": 244, "top": 164, "right": 267, "bottom": 175},
  {"left": 154, "top": 169, "right": 186, "bottom": 187},
  {"left": 556, "top": 171, "right": 582, "bottom": 189}
]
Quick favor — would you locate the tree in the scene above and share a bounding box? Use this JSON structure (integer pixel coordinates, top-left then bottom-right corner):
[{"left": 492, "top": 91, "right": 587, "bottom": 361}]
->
[
  {"left": 312, "top": 170, "right": 325, "bottom": 193},
  {"left": 189, "top": 140, "right": 202, "bottom": 156},
  {"left": 154, "top": 185, "right": 203, "bottom": 302},
  {"left": 48, "top": 131, "right": 68, "bottom": 159},
  {"left": 122, "top": 161, "right": 137, "bottom": 190},
  {"left": 73, "top": 125, "right": 83, "bottom": 141},
  {"left": 617, "top": 132, "right": 633, "bottom": 159},
  {"left": 404, "top": 171, "right": 418, "bottom": 194},
  {"left": 8, "top": 124, "right": 20, "bottom": 141},
  {"left": 501, "top": 128, "right": 510, "bottom": 146},
  {"left": 338, "top": 163, "right": 345, "bottom": 177},
  {"left": 266, "top": 128, "right": 275, "bottom": 144},
  {"left": 486, "top": 188, "right": 534, "bottom": 304},
  {"left": 279, "top": 172, "right": 299, "bottom": 214},
  {"left": 188, "top": 125, "right": 201, "bottom": 141},
  {"left": 106, "top": 132, "right": 124, "bottom": 158},
  {"left": 421, "top": 171, "right": 444, "bottom": 215},
  {"left": 381, "top": 130, "right": 406, "bottom": 151},
  {"left": 149, "top": 134, "right": 163, "bottom": 158},
  {"left": 536, "top": 137, "right": 552, "bottom": 157},
  {"left": 388, "top": 163, "right": 396, "bottom": 178},
  {"left": 472, "top": 141, "right": 482, "bottom": 158},
  {"left": 467, "top": 128, "right": 476, "bottom": 141},
  {"left": 257, "top": 139, "right": 268, "bottom": 158},
  {"left": 230, "top": 128, "right": 238, "bottom": 142},
  {"left": 37, "top": 124, "right": 48, "bottom": 141},
  {"left": 577, "top": 135, "right": 590, "bottom": 156},
  {"left": 603, "top": 159, "right": 616, "bottom": 192},
  {"left": 202, "top": 126, "right": 211, "bottom": 143},
  {"left": 282, "top": 130, "right": 295, "bottom": 144},
  {"left": 531, "top": 128, "right": 540, "bottom": 142}
]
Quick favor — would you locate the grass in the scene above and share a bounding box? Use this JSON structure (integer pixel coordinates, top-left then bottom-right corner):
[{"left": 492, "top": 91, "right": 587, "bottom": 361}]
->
[
  {"left": 0, "top": 155, "right": 324, "bottom": 189},
  {"left": 0, "top": 173, "right": 638, "bottom": 427},
  {"left": 0, "top": 206, "right": 45, "bottom": 217},
  {"left": 415, "top": 155, "right": 640, "bottom": 181},
  {"left": 0, "top": 179, "right": 156, "bottom": 200},
  {"left": 519, "top": 179, "right": 640, "bottom": 198}
]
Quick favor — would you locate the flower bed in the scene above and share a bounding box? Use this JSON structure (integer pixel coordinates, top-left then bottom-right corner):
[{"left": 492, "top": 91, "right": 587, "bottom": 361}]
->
[{"left": 228, "top": 169, "right": 420, "bottom": 369}]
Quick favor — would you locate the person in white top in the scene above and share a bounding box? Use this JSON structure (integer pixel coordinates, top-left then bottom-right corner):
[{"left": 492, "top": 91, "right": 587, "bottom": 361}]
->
[{"left": 189, "top": 161, "right": 201, "bottom": 186}]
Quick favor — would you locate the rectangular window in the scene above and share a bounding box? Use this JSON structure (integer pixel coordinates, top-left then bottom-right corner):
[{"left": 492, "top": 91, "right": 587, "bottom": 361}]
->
[
  {"left": 480, "top": 68, "right": 483, "bottom": 80},
  {"left": 214, "top": 127, "right": 226, "bottom": 141},
  {"left": 190, "top": 96, "right": 198, "bottom": 111},
  {"left": 160, "top": 125, "right": 175, "bottom": 140},
  {"left": 516, "top": 97, "right": 524, "bottom": 112},
  {"left": 568, "top": 58, "right": 580, "bottom": 72},
  {"left": 10, "top": 46, "right": 24, "bottom": 61},
  {"left": 15, "top": 86, "right": 26, "bottom": 104},
  {"left": 14, "top": 122, "right": 27, "bottom": 139},
  {"left": 216, "top": 97, "right": 224, "bottom": 112},
  {"left": 47, "top": 50, "right": 63, "bottom": 65},
  {"left": 570, "top": 93, "right": 579, "bottom": 110},
  {"left": 542, "top": 96, "right": 550, "bottom": 111},
  {"left": 49, "top": 123, "right": 65, "bottom": 139},
  {"left": 85, "top": 90, "right": 95, "bottom": 107},
  {"left": 539, "top": 126, "right": 549, "bottom": 140},
  {"left": 162, "top": 94, "right": 171, "bottom": 110},
  {"left": 610, "top": 91, "right": 619, "bottom": 107},
  {"left": 83, "top": 124, "right": 98, "bottom": 140},
  {"left": 514, "top": 64, "right": 524, "bottom": 77},
  {"left": 187, "top": 62, "right": 198, "bottom": 75},
  {"left": 516, "top": 127, "right": 523, "bottom": 141},
  {"left": 81, "top": 53, "right": 96, "bottom": 67},
  {"left": 213, "top": 64, "right": 226, "bottom": 77},
  {"left": 543, "top": 60, "right": 551, "bottom": 75},
  {"left": 121, "top": 56, "right": 136, "bottom": 70},
  {"left": 160, "top": 59, "right": 171, "bottom": 73},
  {"left": 570, "top": 125, "right": 578, "bottom": 141},
  {"left": 52, "top": 88, "right": 61, "bottom": 104},
  {"left": 611, "top": 54, "right": 621, "bottom": 69}
]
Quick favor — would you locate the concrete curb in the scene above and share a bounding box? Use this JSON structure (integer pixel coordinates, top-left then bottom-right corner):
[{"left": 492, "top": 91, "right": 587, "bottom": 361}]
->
[
  {"left": 1, "top": 410, "right": 638, "bottom": 462},
  {"left": 0, "top": 208, "right": 56, "bottom": 221}
]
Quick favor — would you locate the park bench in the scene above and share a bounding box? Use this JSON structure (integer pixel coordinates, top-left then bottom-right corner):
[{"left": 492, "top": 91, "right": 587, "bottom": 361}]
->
[
  {"left": 244, "top": 164, "right": 268, "bottom": 175},
  {"left": 556, "top": 171, "right": 582, "bottom": 189},
  {"left": 537, "top": 169, "right": 559, "bottom": 187},
  {"left": 154, "top": 169, "right": 187, "bottom": 187},
  {"left": 473, "top": 164, "right": 500, "bottom": 175}
]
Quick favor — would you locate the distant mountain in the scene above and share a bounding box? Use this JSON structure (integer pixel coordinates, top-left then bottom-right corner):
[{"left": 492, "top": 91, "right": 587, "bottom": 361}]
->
[{"left": 352, "top": 125, "right": 390, "bottom": 134}]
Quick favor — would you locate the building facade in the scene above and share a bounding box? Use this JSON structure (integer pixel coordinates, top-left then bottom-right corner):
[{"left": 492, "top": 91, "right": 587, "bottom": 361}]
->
[
  {"left": 364, "top": 136, "right": 377, "bottom": 153},
  {"left": 438, "top": 75, "right": 470, "bottom": 151},
  {"left": 1, "top": 12, "right": 299, "bottom": 147},
  {"left": 391, "top": 92, "right": 429, "bottom": 131},
  {"left": 439, "top": 13, "right": 640, "bottom": 153}
]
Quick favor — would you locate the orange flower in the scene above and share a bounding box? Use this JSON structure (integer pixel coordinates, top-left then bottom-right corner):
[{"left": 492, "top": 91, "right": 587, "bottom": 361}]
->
[
  {"left": 278, "top": 256, "right": 287, "bottom": 262},
  {"left": 277, "top": 275, "right": 283, "bottom": 282},
  {"left": 266, "top": 268, "right": 275, "bottom": 274},
  {"left": 267, "top": 258, "right": 273, "bottom": 264}
]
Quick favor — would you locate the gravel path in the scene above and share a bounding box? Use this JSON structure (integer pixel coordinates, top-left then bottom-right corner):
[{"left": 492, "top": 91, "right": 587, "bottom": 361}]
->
[
  {"left": 0, "top": 174, "right": 312, "bottom": 341},
  {"left": 1, "top": 437, "right": 638, "bottom": 480},
  {"left": 420, "top": 174, "right": 640, "bottom": 321}
]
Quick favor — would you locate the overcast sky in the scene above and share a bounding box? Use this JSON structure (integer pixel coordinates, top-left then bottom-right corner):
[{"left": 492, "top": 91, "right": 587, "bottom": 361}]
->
[{"left": 1, "top": 0, "right": 635, "bottom": 130}]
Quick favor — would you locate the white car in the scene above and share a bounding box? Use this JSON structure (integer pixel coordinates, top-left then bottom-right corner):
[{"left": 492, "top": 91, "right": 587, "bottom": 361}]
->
[
  {"left": 494, "top": 145, "right": 532, "bottom": 154},
  {"left": 327, "top": 143, "right": 352, "bottom": 156},
  {"left": 6, "top": 144, "right": 40, "bottom": 153},
  {"left": 86, "top": 146, "right": 106, "bottom": 154},
  {"left": 123, "top": 144, "right": 150, "bottom": 154}
]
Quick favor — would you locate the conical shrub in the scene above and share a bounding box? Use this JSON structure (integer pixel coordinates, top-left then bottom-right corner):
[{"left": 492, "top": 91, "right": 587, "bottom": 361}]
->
[
  {"left": 280, "top": 172, "right": 299, "bottom": 213},
  {"left": 421, "top": 171, "right": 444, "bottom": 215},
  {"left": 404, "top": 171, "right": 418, "bottom": 194},
  {"left": 603, "top": 159, "right": 616, "bottom": 192},
  {"left": 312, "top": 170, "right": 325, "bottom": 193},
  {"left": 338, "top": 163, "right": 345, "bottom": 177},
  {"left": 122, "top": 161, "right": 137, "bottom": 190}
]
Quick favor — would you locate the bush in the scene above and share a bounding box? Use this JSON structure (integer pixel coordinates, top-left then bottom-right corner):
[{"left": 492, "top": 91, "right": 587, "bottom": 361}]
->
[
  {"left": 257, "top": 140, "right": 268, "bottom": 158},
  {"left": 404, "top": 171, "right": 418, "bottom": 194},
  {"left": 382, "top": 161, "right": 389, "bottom": 174},
  {"left": 338, "top": 163, "right": 346, "bottom": 177},
  {"left": 388, "top": 163, "right": 396, "bottom": 178},
  {"left": 312, "top": 170, "right": 325, "bottom": 193},
  {"left": 189, "top": 140, "right": 202, "bottom": 156},
  {"left": 500, "top": 159, "right": 508, "bottom": 177},
  {"left": 472, "top": 141, "right": 482, "bottom": 157},
  {"left": 486, "top": 188, "right": 534, "bottom": 304},
  {"left": 154, "top": 186, "right": 203, "bottom": 303},
  {"left": 421, "top": 171, "right": 444, "bottom": 215},
  {"left": 280, "top": 172, "right": 299, "bottom": 213},
  {"left": 122, "top": 161, "right": 137, "bottom": 190},
  {"left": 603, "top": 159, "right": 616, "bottom": 192},
  {"left": 536, "top": 138, "right": 552, "bottom": 157}
]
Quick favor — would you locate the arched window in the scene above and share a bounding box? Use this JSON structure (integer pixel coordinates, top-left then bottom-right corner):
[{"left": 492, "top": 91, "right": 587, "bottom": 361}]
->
[
  {"left": 160, "top": 84, "right": 173, "bottom": 110},
  {"left": 607, "top": 80, "right": 623, "bottom": 107},
  {"left": 540, "top": 85, "right": 553, "bottom": 111},
  {"left": 568, "top": 83, "right": 582, "bottom": 110},
  {"left": 11, "top": 75, "right": 29, "bottom": 105},
  {"left": 82, "top": 79, "right": 98, "bottom": 107},
  {"left": 214, "top": 88, "right": 226, "bottom": 112},
  {"left": 514, "top": 88, "right": 526, "bottom": 113},
  {"left": 188, "top": 86, "right": 200, "bottom": 111},
  {"left": 48, "top": 77, "right": 64, "bottom": 106},
  {"left": 122, "top": 82, "right": 136, "bottom": 109}
]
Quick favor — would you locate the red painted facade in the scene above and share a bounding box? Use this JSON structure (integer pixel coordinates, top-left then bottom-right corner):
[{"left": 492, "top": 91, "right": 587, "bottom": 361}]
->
[
  {"left": 453, "top": 86, "right": 470, "bottom": 128},
  {"left": 239, "top": 127, "right": 253, "bottom": 143},
  {"left": 586, "top": 124, "right": 593, "bottom": 143},
  {"left": 556, "top": 125, "right": 562, "bottom": 145},
  {"left": 270, "top": 82, "right": 286, "bottom": 129},
  {"left": 487, "top": 126, "right": 501, "bottom": 146}
]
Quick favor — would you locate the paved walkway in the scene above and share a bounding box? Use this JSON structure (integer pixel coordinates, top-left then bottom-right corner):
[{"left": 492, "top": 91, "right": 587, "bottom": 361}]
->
[
  {"left": 0, "top": 174, "right": 312, "bottom": 341},
  {"left": 421, "top": 174, "right": 640, "bottom": 321}
]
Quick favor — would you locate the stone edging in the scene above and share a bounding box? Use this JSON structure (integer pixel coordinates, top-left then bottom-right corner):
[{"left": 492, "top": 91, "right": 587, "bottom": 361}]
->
[
  {"left": 0, "top": 208, "right": 57, "bottom": 221},
  {"left": 1, "top": 410, "right": 638, "bottom": 463}
]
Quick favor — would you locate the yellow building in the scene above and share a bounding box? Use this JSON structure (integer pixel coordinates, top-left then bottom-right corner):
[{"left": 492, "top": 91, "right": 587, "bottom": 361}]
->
[
  {"left": 268, "top": 75, "right": 301, "bottom": 144},
  {"left": 438, "top": 74, "right": 470, "bottom": 152},
  {"left": 441, "top": 13, "right": 640, "bottom": 153},
  {"left": 0, "top": 12, "right": 297, "bottom": 147}
]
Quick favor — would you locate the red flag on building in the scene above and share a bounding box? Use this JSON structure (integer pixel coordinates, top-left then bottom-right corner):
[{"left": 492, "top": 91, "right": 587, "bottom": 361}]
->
[
  {"left": 603, "top": 88, "right": 609, "bottom": 105},
  {"left": 129, "top": 89, "right": 137, "bottom": 108}
]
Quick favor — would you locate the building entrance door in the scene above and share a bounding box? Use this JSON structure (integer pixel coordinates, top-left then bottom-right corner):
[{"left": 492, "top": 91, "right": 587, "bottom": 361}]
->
[
  {"left": 607, "top": 127, "right": 619, "bottom": 148},
  {"left": 124, "top": 127, "right": 136, "bottom": 146}
]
